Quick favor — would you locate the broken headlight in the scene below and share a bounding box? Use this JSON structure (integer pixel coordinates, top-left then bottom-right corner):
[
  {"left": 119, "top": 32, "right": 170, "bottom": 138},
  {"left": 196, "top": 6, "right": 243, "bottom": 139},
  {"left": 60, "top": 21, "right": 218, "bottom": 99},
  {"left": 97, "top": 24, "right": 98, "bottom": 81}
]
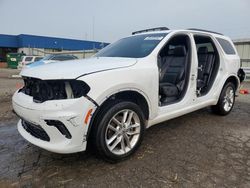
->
[
  {"left": 69, "top": 80, "right": 90, "bottom": 98},
  {"left": 20, "top": 77, "right": 90, "bottom": 103}
]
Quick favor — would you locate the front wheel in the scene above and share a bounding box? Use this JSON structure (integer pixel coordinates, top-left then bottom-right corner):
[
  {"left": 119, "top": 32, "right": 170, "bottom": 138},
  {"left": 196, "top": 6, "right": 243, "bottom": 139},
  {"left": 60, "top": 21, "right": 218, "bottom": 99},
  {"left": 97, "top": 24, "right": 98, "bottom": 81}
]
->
[
  {"left": 211, "top": 82, "right": 236, "bottom": 115},
  {"left": 93, "top": 101, "right": 145, "bottom": 162}
]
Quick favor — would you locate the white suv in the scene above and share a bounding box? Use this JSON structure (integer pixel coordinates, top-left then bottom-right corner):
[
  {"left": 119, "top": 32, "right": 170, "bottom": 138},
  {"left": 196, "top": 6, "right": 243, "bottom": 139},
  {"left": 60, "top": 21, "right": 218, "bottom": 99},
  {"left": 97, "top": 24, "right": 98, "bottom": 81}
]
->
[
  {"left": 12, "top": 27, "right": 245, "bottom": 162},
  {"left": 17, "top": 56, "right": 43, "bottom": 69}
]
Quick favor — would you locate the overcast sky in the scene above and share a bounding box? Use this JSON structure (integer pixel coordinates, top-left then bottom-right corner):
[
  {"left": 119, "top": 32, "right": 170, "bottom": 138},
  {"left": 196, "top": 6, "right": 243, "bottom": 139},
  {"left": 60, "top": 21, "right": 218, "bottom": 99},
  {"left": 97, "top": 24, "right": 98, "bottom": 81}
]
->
[{"left": 0, "top": 0, "right": 249, "bottom": 43}]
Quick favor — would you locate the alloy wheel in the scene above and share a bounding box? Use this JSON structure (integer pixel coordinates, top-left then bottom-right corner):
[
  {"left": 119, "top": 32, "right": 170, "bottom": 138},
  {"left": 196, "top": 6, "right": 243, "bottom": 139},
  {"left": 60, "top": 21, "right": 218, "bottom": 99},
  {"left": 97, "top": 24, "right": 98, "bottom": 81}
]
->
[
  {"left": 105, "top": 109, "right": 141, "bottom": 155},
  {"left": 223, "top": 86, "right": 234, "bottom": 112}
]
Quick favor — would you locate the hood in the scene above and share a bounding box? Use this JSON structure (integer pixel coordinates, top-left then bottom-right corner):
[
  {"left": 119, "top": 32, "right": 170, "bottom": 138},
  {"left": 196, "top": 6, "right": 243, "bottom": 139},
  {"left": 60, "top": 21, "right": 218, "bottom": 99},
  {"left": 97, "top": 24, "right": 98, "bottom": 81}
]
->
[
  {"left": 20, "top": 57, "right": 137, "bottom": 80},
  {"left": 26, "top": 60, "right": 55, "bottom": 68}
]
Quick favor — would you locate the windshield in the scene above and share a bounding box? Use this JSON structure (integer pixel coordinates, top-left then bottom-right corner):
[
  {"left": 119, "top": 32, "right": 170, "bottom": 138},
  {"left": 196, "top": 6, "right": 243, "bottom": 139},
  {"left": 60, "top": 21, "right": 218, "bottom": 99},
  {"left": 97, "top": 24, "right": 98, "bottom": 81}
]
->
[{"left": 95, "top": 33, "right": 167, "bottom": 58}]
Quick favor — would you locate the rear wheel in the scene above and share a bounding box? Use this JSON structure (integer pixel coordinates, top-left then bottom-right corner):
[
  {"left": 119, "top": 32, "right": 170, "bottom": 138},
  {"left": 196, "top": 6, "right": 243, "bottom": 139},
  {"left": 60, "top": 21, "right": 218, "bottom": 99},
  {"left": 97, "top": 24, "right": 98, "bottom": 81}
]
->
[
  {"left": 93, "top": 101, "right": 145, "bottom": 162},
  {"left": 211, "top": 82, "right": 235, "bottom": 115}
]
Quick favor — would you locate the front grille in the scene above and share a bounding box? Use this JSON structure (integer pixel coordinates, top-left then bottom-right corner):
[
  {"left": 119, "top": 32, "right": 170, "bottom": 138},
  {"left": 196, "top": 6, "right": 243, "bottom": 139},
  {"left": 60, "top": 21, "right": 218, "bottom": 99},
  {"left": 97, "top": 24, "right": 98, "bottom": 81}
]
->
[{"left": 21, "top": 120, "right": 50, "bottom": 142}]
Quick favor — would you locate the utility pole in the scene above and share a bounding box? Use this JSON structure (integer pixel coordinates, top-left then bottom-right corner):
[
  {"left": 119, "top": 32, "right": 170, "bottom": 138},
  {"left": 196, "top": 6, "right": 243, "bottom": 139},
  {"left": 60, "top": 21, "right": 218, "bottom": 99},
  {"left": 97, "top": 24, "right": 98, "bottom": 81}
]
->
[{"left": 92, "top": 16, "right": 95, "bottom": 41}]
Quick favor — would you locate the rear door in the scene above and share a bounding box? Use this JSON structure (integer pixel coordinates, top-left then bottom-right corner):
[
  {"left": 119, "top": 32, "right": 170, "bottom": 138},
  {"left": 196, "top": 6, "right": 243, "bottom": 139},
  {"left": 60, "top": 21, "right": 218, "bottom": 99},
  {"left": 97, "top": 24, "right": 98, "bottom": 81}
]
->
[{"left": 193, "top": 35, "right": 220, "bottom": 97}]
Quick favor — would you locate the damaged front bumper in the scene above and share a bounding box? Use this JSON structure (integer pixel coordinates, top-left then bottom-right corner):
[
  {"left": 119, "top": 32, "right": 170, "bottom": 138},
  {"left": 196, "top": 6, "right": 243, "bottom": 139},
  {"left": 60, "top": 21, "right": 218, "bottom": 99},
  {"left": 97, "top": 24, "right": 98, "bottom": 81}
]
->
[{"left": 12, "top": 91, "right": 96, "bottom": 154}]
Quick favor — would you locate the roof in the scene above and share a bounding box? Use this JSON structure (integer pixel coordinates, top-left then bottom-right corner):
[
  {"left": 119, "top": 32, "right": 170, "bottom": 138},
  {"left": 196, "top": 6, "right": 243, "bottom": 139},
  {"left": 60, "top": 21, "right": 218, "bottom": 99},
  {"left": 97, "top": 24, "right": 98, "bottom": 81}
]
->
[
  {"left": 0, "top": 34, "right": 109, "bottom": 50},
  {"left": 0, "top": 34, "right": 18, "bottom": 48},
  {"left": 131, "top": 29, "right": 225, "bottom": 38}
]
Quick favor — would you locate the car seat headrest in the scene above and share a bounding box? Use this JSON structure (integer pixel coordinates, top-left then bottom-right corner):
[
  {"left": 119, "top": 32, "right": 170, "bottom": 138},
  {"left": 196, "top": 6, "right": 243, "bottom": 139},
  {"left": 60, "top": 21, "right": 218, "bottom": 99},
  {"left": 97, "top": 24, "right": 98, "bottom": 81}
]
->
[
  {"left": 174, "top": 46, "right": 186, "bottom": 57},
  {"left": 168, "top": 49, "right": 174, "bottom": 55},
  {"left": 198, "top": 47, "right": 208, "bottom": 54}
]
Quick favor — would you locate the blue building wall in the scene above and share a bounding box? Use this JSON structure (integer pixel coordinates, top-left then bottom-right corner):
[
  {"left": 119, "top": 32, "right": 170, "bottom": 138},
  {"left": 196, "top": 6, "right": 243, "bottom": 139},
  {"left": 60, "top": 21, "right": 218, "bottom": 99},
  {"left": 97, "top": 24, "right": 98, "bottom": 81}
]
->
[
  {"left": 0, "top": 34, "right": 19, "bottom": 48},
  {"left": 0, "top": 34, "right": 109, "bottom": 50}
]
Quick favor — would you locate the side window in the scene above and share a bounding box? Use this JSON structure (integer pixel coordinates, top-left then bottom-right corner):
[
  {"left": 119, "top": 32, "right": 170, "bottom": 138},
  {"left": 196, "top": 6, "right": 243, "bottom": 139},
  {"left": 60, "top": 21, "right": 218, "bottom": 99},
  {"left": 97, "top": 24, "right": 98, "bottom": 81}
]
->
[
  {"left": 34, "top": 57, "right": 43, "bottom": 61},
  {"left": 196, "top": 43, "right": 214, "bottom": 52},
  {"left": 51, "top": 56, "right": 63, "bottom": 61},
  {"left": 158, "top": 36, "right": 190, "bottom": 60},
  {"left": 52, "top": 55, "right": 74, "bottom": 61},
  {"left": 216, "top": 38, "right": 236, "bottom": 55},
  {"left": 25, "top": 57, "right": 33, "bottom": 61},
  {"left": 63, "top": 56, "right": 74, "bottom": 60},
  {"left": 194, "top": 35, "right": 217, "bottom": 54}
]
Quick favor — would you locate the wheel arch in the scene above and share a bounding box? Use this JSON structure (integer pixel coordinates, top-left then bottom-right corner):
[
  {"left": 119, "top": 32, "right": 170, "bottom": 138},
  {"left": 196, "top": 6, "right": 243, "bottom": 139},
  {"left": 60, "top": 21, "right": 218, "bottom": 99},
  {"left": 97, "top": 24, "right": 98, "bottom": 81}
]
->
[
  {"left": 211, "top": 75, "right": 238, "bottom": 116},
  {"left": 86, "top": 89, "right": 151, "bottom": 139},
  {"left": 224, "top": 75, "right": 240, "bottom": 90}
]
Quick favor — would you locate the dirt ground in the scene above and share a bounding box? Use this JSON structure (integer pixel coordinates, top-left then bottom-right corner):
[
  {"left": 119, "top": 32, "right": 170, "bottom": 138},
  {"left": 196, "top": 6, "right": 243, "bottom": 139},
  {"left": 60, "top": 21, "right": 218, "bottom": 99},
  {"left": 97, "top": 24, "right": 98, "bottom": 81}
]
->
[
  {"left": 0, "top": 69, "right": 250, "bottom": 187},
  {"left": 0, "top": 69, "right": 23, "bottom": 122}
]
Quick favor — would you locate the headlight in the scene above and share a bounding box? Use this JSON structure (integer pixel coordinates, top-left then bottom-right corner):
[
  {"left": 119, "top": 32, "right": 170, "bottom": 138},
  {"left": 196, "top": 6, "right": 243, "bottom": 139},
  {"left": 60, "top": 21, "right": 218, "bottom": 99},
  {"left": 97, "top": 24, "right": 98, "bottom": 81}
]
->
[
  {"left": 20, "top": 77, "right": 90, "bottom": 103},
  {"left": 69, "top": 80, "right": 90, "bottom": 98}
]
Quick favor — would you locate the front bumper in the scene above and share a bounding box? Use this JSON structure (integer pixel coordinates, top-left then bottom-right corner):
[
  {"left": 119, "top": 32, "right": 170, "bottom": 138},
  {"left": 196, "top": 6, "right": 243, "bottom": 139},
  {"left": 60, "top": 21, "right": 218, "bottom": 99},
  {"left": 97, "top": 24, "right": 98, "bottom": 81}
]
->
[{"left": 13, "top": 91, "right": 96, "bottom": 154}]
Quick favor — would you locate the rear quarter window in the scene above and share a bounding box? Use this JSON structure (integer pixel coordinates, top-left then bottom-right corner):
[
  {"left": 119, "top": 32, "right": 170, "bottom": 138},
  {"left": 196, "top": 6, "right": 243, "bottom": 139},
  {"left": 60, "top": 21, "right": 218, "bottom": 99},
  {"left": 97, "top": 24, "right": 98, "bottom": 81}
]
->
[{"left": 216, "top": 38, "right": 236, "bottom": 55}]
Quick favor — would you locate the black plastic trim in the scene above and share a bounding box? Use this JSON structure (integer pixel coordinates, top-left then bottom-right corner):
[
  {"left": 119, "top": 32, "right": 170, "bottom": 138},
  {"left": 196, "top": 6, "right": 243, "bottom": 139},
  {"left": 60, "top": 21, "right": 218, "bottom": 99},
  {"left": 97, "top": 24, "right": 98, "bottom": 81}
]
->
[
  {"left": 132, "top": 27, "right": 169, "bottom": 35},
  {"left": 238, "top": 68, "right": 245, "bottom": 83},
  {"left": 86, "top": 105, "right": 101, "bottom": 139},
  {"left": 21, "top": 120, "right": 50, "bottom": 142},
  {"left": 187, "top": 28, "right": 223, "bottom": 36},
  {"left": 85, "top": 95, "right": 99, "bottom": 107}
]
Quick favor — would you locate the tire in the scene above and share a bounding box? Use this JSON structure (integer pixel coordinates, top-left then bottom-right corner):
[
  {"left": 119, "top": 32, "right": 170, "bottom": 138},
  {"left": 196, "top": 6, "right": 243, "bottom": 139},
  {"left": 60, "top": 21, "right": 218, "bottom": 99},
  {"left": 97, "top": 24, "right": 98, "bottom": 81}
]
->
[
  {"left": 211, "top": 82, "right": 236, "bottom": 116},
  {"left": 92, "top": 100, "right": 145, "bottom": 162}
]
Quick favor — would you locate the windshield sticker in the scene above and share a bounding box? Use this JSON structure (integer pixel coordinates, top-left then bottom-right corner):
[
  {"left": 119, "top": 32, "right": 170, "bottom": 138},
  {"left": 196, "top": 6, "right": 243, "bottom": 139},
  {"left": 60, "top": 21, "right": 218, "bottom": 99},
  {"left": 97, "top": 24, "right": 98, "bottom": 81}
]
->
[{"left": 144, "top": 36, "right": 164, "bottom": 41}]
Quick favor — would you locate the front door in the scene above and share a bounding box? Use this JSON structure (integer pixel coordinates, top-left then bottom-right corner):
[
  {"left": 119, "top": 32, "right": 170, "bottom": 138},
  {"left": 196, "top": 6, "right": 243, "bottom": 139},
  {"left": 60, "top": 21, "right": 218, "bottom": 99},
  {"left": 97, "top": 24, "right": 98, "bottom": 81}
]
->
[{"left": 156, "top": 33, "right": 197, "bottom": 121}]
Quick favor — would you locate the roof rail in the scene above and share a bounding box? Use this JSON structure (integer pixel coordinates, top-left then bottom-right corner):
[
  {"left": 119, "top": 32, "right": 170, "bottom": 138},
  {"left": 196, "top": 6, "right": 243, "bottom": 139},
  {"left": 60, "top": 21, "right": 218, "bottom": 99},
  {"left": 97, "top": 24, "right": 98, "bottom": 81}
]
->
[
  {"left": 187, "top": 28, "right": 223, "bottom": 35},
  {"left": 132, "top": 27, "right": 169, "bottom": 35}
]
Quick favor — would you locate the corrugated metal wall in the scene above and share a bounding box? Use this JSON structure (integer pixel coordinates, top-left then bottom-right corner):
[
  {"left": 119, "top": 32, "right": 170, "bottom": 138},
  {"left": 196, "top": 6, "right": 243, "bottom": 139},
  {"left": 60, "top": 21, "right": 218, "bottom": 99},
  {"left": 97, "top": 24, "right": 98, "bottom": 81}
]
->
[
  {"left": 235, "top": 44, "right": 250, "bottom": 59},
  {"left": 0, "top": 34, "right": 18, "bottom": 48},
  {"left": 234, "top": 42, "right": 250, "bottom": 68},
  {"left": 234, "top": 40, "right": 250, "bottom": 80}
]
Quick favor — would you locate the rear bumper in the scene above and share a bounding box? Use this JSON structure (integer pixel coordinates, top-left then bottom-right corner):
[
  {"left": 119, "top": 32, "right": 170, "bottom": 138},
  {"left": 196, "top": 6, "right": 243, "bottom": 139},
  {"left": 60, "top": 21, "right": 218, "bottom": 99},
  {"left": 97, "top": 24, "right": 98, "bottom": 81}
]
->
[
  {"left": 238, "top": 68, "right": 246, "bottom": 83},
  {"left": 13, "top": 91, "right": 96, "bottom": 154}
]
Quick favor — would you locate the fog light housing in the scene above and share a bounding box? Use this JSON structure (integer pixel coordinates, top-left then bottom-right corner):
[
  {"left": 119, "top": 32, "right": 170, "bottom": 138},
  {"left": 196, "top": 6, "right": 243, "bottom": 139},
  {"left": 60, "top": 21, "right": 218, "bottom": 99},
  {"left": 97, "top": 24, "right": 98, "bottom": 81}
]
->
[{"left": 45, "top": 120, "right": 72, "bottom": 139}]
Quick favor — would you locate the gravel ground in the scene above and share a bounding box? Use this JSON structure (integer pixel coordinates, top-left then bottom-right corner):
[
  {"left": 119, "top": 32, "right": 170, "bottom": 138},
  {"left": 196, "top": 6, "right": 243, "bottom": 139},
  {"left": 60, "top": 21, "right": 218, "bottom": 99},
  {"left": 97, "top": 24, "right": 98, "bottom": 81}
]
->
[
  {"left": 0, "top": 71, "right": 250, "bottom": 187},
  {"left": 0, "top": 69, "right": 23, "bottom": 122}
]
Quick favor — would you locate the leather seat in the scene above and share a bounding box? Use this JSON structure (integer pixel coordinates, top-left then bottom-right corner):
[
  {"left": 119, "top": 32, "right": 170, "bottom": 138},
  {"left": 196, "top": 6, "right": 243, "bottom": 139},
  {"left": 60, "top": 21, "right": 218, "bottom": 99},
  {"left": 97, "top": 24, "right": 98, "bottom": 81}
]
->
[
  {"left": 159, "top": 46, "right": 187, "bottom": 102},
  {"left": 197, "top": 47, "right": 215, "bottom": 90}
]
